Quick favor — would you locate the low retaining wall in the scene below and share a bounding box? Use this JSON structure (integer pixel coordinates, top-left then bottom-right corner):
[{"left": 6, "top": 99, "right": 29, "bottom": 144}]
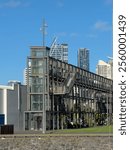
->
[{"left": 0, "top": 135, "right": 112, "bottom": 150}]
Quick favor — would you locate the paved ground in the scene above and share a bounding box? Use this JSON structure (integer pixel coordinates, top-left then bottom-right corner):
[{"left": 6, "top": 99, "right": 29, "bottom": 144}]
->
[{"left": 0, "top": 134, "right": 113, "bottom": 150}]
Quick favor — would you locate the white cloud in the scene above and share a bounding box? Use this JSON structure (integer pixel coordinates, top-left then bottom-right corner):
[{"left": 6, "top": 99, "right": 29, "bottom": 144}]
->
[
  {"left": 94, "top": 21, "right": 112, "bottom": 31},
  {"left": 0, "top": 0, "right": 30, "bottom": 8}
]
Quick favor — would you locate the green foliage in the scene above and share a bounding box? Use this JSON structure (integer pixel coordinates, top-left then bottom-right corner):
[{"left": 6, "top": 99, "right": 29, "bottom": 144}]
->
[{"left": 94, "top": 113, "right": 107, "bottom": 126}]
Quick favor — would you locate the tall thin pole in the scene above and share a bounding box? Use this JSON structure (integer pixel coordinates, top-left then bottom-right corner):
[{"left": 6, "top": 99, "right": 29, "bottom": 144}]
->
[
  {"left": 41, "top": 19, "right": 47, "bottom": 47},
  {"left": 41, "top": 19, "right": 47, "bottom": 134}
]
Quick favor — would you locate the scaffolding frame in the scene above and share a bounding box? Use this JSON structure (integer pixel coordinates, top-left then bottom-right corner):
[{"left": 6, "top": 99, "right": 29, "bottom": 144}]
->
[{"left": 24, "top": 46, "right": 113, "bottom": 133}]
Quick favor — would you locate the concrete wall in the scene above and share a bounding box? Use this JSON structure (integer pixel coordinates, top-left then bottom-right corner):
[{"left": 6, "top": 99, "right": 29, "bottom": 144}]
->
[
  {"left": 0, "top": 135, "right": 112, "bottom": 150},
  {"left": 20, "top": 85, "right": 27, "bottom": 130},
  {"left": 7, "top": 84, "right": 19, "bottom": 130},
  {"left": 7, "top": 84, "right": 27, "bottom": 131}
]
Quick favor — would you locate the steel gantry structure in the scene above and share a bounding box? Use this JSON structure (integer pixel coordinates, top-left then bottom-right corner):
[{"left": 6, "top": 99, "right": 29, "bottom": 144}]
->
[{"left": 24, "top": 46, "right": 113, "bottom": 133}]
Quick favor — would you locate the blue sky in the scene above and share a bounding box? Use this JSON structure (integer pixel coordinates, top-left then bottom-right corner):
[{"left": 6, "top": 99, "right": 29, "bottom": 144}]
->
[{"left": 0, "top": 0, "right": 112, "bottom": 85}]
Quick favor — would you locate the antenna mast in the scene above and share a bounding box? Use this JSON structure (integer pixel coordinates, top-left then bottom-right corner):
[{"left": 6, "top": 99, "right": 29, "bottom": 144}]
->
[{"left": 40, "top": 19, "right": 47, "bottom": 46}]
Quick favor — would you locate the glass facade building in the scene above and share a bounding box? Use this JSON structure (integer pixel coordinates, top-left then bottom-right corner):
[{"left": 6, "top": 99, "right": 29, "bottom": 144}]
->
[
  {"left": 78, "top": 48, "right": 89, "bottom": 71},
  {"left": 25, "top": 46, "right": 50, "bottom": 132},
  {"left": 50, "top": 43, "right": 68, "bottom": 63}
]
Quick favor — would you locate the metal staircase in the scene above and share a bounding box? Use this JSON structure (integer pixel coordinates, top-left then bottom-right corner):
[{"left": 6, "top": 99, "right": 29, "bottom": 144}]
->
[
  {"left": 64, "top": 73, "right": 75, "bottom": 94},
  {"left": 53, "top": 72, "right": 76, "bottom": 95}
]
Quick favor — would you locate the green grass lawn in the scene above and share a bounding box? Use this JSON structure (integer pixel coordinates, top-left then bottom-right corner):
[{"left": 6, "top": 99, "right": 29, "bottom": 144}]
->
[{"left": 53, "top": 125, "right": 113, "bottom": 134}]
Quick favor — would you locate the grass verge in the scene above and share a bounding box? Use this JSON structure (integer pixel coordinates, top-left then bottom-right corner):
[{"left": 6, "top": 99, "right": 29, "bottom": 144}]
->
[{"left": 53, "top": 125, "right": 113, "bottom": 134}]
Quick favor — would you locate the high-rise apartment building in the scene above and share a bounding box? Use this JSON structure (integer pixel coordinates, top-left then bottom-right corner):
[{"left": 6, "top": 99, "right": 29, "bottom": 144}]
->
[
  {"left": 78, "top": 48, "right": 89, "bottom": 71},
  {"left": 23, "top": 68, "right": 28, "bottom": 85},
  {"left": 23, "top": 62, "right": 31, "bottom": 85},
  {"left": 96, "top": 59, "right": 113, "bottom": 79},
  {"left": 50, "top": 43, "right": 68, "bottom": 63}
]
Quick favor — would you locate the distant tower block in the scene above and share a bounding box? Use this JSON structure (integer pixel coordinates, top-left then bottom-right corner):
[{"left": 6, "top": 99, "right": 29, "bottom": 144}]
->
[
  {"left": 96, "top": 59, "right": 113, "bottom": 79},
  {"left": 78, "top": 48, "right": 89, "bottom": 71},
  {"left": 50, "top": 37, "right": 68, "bottom": 63},
  {"left": 23, "top": 61, "right": 31, "bottom": 85}
]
